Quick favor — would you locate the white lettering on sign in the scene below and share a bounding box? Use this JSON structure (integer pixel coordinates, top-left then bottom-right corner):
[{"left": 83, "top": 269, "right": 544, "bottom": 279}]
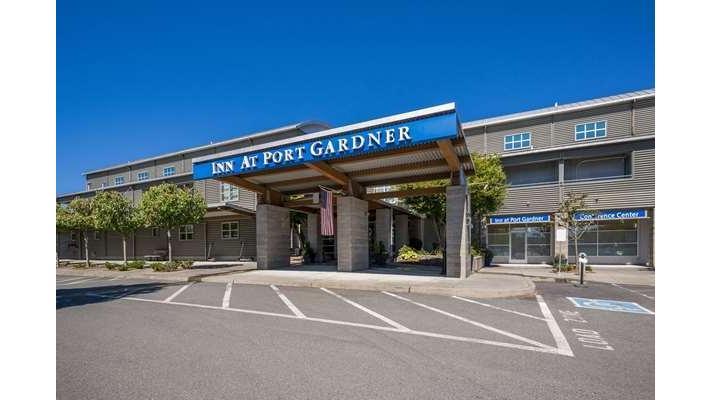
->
[
  {"left": 571, "top": 328, "right": 614, "bottom": 351},
  {"left": 212, "top": 160, "right": 235, "bottom": 174},
  {"left": 209, "top": 123, "right": 415, "bottom": 176}
]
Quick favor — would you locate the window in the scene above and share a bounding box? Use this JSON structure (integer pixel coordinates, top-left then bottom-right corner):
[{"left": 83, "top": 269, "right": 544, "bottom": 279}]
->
[
  {"left": 100, "top": 183, "right": 106, "bottom": 188},
  {"left": 86, "top": 183, "right": 92, "bottom": 190},
  {"left": 137, "top": 171, "right": 150, "bottom": 181},
  {"left": 221, "top": 222, "right": 239, "bottom": 239},
  {"left": 575, "top": 120, "right": 606, "bottom": 141},
  {"left": 94, "top": 231, "right": 101, "bottom": 240},
  {"left": 487, "top": 225, "right": 510, "bottom": 257},
  {"left": 505, "top": 161, "right": 558, "bottom": 186},
  {"left": 162, "top": 166, "right": 176, "bottom": 177},
  {"left": 504, "top": 132, "right": 531, "bottom": 151},
  {"left": 151, "top": 228, "right": 159, "bottom": 237},
  {"left": 568, "top": 220, "right": 638, "bottom": 257},
  {"left": 220, "top": 183, "right": 239, "bottom": 202},
  {"left": 70, "top": 232, "right": 77, "bottom": 241},
  {"left": 114, "top": 176, "right": 124, "bottom": 186},
  {"left": 526, "top": 226, "right": 551, "bottom": 257},
  {"left": 179, "top": 225, "right": 194, "bottom": 240},
  {"left": 564, "top": 155, "right": 631, "bottom": 182}
]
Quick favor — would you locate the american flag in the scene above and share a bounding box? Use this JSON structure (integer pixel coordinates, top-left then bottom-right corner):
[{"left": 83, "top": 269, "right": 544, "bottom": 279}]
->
[{"left": 320, "top": 189, "right": 334, "bottom": 236}]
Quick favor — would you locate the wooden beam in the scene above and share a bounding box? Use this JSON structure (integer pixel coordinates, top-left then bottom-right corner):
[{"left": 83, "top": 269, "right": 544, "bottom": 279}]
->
[
  {"left": 365, "top": 186, "right": 447, "bottom": 200},
  {"left": 436, "top": 139, "right": 461, "bottom": 172},
  {"left": 349, "top": 155, "right": 471, "bottom": 178},
  {"left": 304, "top": 161, "right": 350, "bottom": 186}
]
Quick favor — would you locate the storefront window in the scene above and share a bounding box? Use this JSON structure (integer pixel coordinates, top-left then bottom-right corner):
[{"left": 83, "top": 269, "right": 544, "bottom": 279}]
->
[
  {"left": 526, "top": 226, "right": 551, "bottom": 257},
  {"left": 487, "top": 225, "right": 509, "bottom": 256},
  {"left": 568, "top": 220, "right": 638, "bottom": 257}
]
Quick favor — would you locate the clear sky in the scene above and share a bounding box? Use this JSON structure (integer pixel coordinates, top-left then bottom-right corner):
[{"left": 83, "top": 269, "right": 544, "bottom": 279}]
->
[{"left": 57, "top": 0, "right": 654, "bottom": 194}]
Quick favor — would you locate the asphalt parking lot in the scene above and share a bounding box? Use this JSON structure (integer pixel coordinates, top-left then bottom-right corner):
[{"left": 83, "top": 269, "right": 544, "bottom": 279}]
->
[{"left": 57, "top": 275, "right": 654, "bottom": 400}]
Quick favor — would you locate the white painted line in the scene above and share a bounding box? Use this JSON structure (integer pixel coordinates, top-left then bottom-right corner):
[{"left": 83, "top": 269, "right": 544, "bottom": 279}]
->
[
  {"left": 222, "top": 282, "right": 233, "bottom": 309},
  {"left": 536, "top": 295, "right": 574, "bottom": 357},
  {"left": 60, "top": 278, "right": 98, "bottom": 285},
  {"left": 85, "top": 292, "right": 567, "bottom": 356},
  {"left": 452, "top": 296, "right": 547, "bottom": 321},
  {"left": 163, "top": 283, "right": 194, "bottom": 303},
  {"left": 381, "top": 291, "right": 555, "bottom": 351},
  {"left": 270, "top": 285, "right": 305, "bottom": 318},
  {"left": 611, "top": 283, "right": 655, "bottom": 300},
  {"left": 56, "top": 277, "right": 90, "bottom": 284},
  {"left": 320, "top": 287, "right": 410, "bottom": 331}
]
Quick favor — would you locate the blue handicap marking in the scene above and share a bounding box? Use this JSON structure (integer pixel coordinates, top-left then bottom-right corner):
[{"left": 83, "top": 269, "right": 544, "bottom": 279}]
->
[{"left": 567, "top": 297, "right": 654, "bottom": 315}]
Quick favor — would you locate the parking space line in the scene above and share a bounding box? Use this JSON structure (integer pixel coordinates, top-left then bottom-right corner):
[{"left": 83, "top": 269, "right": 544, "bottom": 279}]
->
[
  {"left": 381, "top": 291, "right": 555, "bottom": 350},
  {"left": 163, "top": 283, "right": 194, "bottom": 303},
  {"left": 320, "top": 288, "right": 410, "bottom": 331},
  {"left": 270, "top": 285, "right": 305, "bottom": 318},
  {"left": 611, "top": 283, "right": 655, "bottom": 300},
  {"left": 59, "top": 278, "right": 99, "bottom": 285},
  {"left": 222, "top": 282, "right": 233, "bottom": 309},
  {"left": 536, "top": 295, "right": 574, "bottom": 357},
  {"left": 452, "top": 296, "right": 547, "bottom": 321},
  {"left": 56, "top": 277, "right": 89, "bottom": 284},
  {"left": 84, "top": 291, "right": 569, "bottom": 356}
]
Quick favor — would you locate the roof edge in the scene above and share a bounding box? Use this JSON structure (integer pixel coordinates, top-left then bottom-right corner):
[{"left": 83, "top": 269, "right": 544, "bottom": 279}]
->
[
  {"left": 81, "top": 120, "right": 331, "bottom": 176},
  {"left": 462, "top": 89, "right": 654, "bottom": 130}
]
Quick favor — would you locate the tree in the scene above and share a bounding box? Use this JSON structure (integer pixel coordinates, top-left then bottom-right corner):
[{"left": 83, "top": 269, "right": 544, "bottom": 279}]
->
[
  {"left": 56, "top": 203, "right": 73, "bottom": 267},
  {"left": 468, "top": 153, "right": 507, "bottom": 247},
  {"left": 557, "top": 192, "right": 596, "bottom": 273},
  {"left": 139, "top": 184, "right": 207, "bottom": 262},
  {"left": 93, "top": 191, "right": 143, "bottom": 265},
  {"left": 64, "top": 198, "right": 95, "bottom": 268},
  {"left": 398, "top": 179, "right": 448, "bottom": 249}
]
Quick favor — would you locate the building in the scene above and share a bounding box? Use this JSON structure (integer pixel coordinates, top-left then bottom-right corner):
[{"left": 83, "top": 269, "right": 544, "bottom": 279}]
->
[
  {"left": 57, "top": 89, "right": 654, "bottom": 269},
  {"left": 463, "top": 89, "right": 655, "bottom": 266}
]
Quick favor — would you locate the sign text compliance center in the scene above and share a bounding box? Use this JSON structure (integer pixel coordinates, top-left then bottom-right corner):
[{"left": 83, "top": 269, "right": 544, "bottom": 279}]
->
[{"left": 192, "top": 112, "right": 458, "bottom": 180}]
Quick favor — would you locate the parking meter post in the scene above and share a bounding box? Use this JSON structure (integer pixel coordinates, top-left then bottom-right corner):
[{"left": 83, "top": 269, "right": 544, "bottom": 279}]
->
[{"left": 576, "top": 252, "right": 587, "bottom": 287}]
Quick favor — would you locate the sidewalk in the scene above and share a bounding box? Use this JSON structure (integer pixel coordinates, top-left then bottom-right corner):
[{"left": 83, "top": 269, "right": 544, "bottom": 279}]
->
[
  {"left": 479, "top": 265, "right": 655, "bottom": 286},
  {"left": 202, "top": 269, "right": 535, "bottom": 299},
  {"left": 56, "top": 262, "right": 256, "bottom": 282}
]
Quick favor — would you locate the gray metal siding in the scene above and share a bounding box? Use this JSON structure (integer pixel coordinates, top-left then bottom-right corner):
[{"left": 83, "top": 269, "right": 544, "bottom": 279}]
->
[
  {"left": 204, "top": 179, "right": 257, "bottom": 210},
  {"left": 634, "top": 97, "right": 655, "bottom": 135},
  {"left": 206, "top": 217, "right": 257, "bottom": 260},
  {"left": 484, "top": 116, "right": 551, "bottom": 154},
  {"left": 552, "top": 103, "right": 632, "bottom": 147}
]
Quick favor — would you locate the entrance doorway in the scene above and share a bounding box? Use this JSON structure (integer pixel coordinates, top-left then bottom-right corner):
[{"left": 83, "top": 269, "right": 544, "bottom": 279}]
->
[{"left": 510, "top": 227, "right": 527, "bottom": 263}]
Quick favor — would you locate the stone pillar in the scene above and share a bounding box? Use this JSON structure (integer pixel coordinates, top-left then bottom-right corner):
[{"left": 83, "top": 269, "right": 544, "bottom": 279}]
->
[
  {"left": 256, "top": 204, "right": 291, "bottom": 269},
  {"left": 446, "top": 185, "right": 472, "bottom": 278},
  {"left": 375, "top": 208, "right": 393, "bottom": 259},
  {"left": 306, "top": 213, "right": 322, "bottom": 263},
  {"left": 394, "top": 214, "right": 409, "bottom": 251},
  {"left": 337, "top": 196, "right": 369, "bottom": 272}
]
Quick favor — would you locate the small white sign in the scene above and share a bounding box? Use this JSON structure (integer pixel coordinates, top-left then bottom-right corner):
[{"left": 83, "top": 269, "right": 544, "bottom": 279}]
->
[
  {"left": 556, "top": 228, "right": 567, "bottom": 242},
  {"left": 312, "top": 192, "right": 320, "bottom": 204}
]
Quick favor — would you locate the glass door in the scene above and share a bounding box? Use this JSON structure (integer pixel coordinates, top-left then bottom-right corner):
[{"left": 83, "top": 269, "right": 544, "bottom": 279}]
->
[{"left": 510, "top": 227, "right": 527, "bottom": 263}]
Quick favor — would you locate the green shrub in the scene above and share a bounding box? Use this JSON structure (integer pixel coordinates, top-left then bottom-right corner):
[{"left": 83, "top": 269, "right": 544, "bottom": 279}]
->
[
  {"left": 127, "top": 260, "right": 145, "bottom": 269},
  {"left": 470, "top": 246, "right": 481, "bottom": 257},
  {"left": 152, "top": 261, "right": 182, "bottom": 272},
  {"left": 179, "top": 260, "right": 194, "bottom": 269},
  {"left": 396, "top": 245, "right": 421, "bottom": 263},
  {"left": 151, "top": 262, "right": 166, "bottom": 272},
  {"left": 117, "top": 264, "right": 130, "bottom": 271},
  {"left": 105, "top": 262, "right": 119, "bottom": 270}
]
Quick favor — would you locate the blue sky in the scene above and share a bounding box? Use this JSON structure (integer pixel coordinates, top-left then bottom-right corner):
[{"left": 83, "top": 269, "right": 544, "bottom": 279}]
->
[{"left": 57, "top": 0, "right": 654, "bottom": 194}]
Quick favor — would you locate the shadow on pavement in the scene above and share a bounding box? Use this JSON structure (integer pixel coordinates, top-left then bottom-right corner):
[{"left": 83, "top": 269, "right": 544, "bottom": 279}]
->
[{"left": 56, "top": 282, "right": 178, "bottom": 310}]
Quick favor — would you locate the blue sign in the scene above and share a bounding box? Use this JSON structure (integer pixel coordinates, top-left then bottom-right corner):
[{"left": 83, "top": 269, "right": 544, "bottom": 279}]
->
[
  {"left": 489, "top": 214, "right": 551, "bottom": 225},
  {"left": 574, "top": 209, "right": 648, "bottom": 221},
  {"left": 567, "top": 297, "right": 654, "bottom": 315},
  {"left": 193, "top": 112, "right": 458, "bottom": 180}
]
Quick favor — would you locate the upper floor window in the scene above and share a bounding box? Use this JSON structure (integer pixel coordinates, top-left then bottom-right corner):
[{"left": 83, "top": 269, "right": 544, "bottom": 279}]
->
[
  {"left": 221, "top": 222, "right": 239, "bottom": 239},
  {"left": 162, "top": 166, "right": 176, "bottom": 177},
  {"left": 575, "top": 121, "right": 607, "bottom": 141},
  {"left": 151, "top": 227, "right": 159, "bottom": 237},
  {"left": 94, "top": 231, "right": 101, "bottom": 240},
  {"left": 179, "top": 224, "right": 194, "bottom": 240},
  {"left": 564, "top": 154, "right": 631, "bottom": 182},
  {"left": 86, "top": 183, "right": 91, "bottom": 191},
  {"left": 505, "top": 161, "right": 558, "bottom": 186},
  {"left": 504, "top": 132, "right": 531, "bottom": 151},
  {"left": 220, "top": 183, "right": 239, "bottom": 202},
  {"left": 100, "top": 183, "right": 106, "bottom": 188},
  {"left": 114, "top": 176, "right": 125, "bottom": 186},
  {"left": 137, "top": 171, "right": 150, "bottom": 181}
]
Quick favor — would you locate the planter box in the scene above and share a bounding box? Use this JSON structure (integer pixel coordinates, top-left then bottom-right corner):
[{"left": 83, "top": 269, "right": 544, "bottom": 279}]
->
[{"left": 471, "top": 256, "right": 483, "bottom": 273}]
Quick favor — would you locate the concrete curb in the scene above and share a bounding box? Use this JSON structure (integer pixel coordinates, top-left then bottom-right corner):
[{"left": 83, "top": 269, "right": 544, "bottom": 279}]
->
[
  {"left": 213, "top": 274, "right": 536, "bottom": 299},
  {"left": 56, "top": 267, "right": 255, "bottom": 283}
]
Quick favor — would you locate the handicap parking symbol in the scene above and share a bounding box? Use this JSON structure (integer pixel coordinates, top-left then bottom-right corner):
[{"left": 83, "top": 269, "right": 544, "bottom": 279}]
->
[{"left": 567, "top": 297, "right": 654, "bottom": 315}]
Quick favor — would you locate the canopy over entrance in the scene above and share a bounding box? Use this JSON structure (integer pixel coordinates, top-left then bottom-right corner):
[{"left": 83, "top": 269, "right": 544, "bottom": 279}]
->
[
  {"left": 192, "top": 103, "right": 473, "bottom": 201},
  {"left": 191, "top": 103, "right": 474, "bottom": 278}
]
